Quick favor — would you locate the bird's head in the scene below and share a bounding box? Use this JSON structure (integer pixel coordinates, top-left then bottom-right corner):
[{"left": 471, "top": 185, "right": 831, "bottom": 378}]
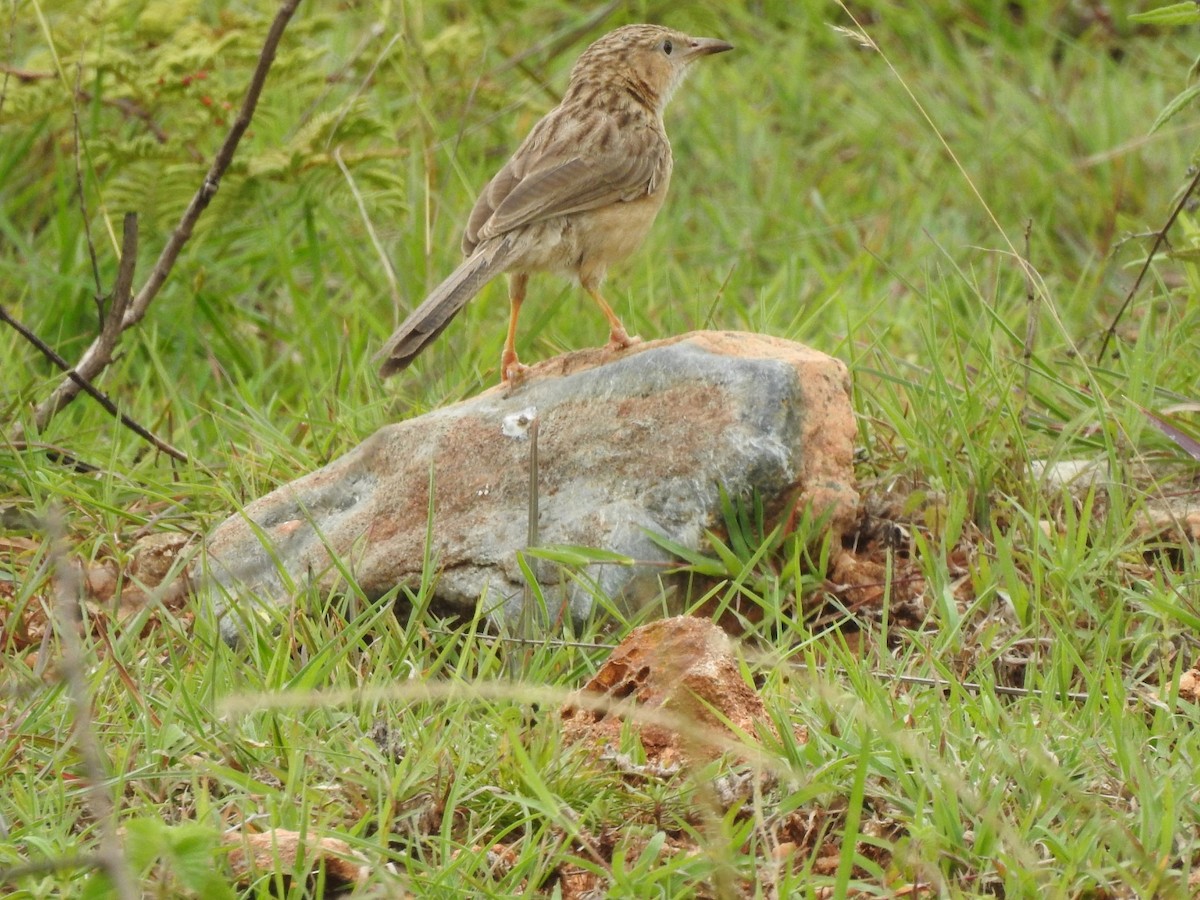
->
[{"left": 568, "top": 24, "right": 733, "bottom": 112}]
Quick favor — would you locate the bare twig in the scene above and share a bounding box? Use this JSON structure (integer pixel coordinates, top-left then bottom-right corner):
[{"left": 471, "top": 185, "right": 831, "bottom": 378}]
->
[
  {"left": 0, "top": 1, "right": 17, "bottom": 119},
  {"left": 76, "top": 90, "right": 170, "bottom": 144},
  {"left": 1, "top": 216, "right": 190, "bottom": 463},
  {"left": 5, "top": 441, "right": 103, "bottom": 474},
  {"left": 1021, "top": 219, "right": 1037, "bottom": 425},
  {"left": 1, "top": 302, "right": 188, "bottom": 461},
  {"left": 73, "top": 63, "right": 104, "bottom": 311},
  {"left": 108, "top": 213, "right": 137, "bottom": 325},
  {"left": 17, "top": 0, "right": 301, "bottom": 437},
  {"left": 126, "top": 0, "right": 301, "bottom": 326},
  {"left": 0, "top": 63, "right": 53, "bottom": 82},
  {"left": 48, "top": 511, "right": 138, "bottom": 900},
  {"left": 522, "top": 412, "right": 539, "bottom": 639},
  {"left": 1097, "top": 164, "right": 1200, "bottom": 362}
]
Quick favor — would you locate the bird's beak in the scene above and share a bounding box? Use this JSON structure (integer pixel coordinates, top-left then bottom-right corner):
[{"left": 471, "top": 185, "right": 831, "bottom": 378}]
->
[{"left": 684, "top": 37, "right": 734, "bottom": 59}]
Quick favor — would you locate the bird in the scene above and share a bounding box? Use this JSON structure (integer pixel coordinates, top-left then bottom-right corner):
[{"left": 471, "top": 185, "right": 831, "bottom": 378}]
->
[{"left": 375, "top": 23, "right": 733, "bottom": 383}]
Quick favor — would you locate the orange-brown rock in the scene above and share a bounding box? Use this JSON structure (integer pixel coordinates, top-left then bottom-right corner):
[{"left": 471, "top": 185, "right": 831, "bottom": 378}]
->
[
  {"left": 202, "top": 332, "right": 858, "bottom": 642},
  {"left": 561, "top": 616, "right": 774, "bottom": 765},
  {"left": 223, "top": 828, "right": 368, "bottom": 889},
  {"left": 1180, "top": 664, "right": 1200, "bottom": 704}
]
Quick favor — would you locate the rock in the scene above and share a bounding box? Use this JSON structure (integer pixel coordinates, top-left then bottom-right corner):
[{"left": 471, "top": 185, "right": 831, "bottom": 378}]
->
[
  {"left": 130, "top": 531, "right": 195, "bottom": 588},
  {"left": 1179, "top": 664, "right": 1200, "bottom": 704},
  {"left": 200, "top": 331, "right": 858, "bottom": 640},
  {"left": 95, "top": 532, "right": 196, "bottom": 616},
  {"left": 223, "top": 828, "right": 369, "bottom": 889},
  {"left": 561, "top": 616, "right": 773, "bottom": 765},
  {"left": 1134, "top": 501, "right": 1200, "bottom": 546},
  {"left": 1030, "top": 458, "right": 1108, "bottom": 493}
]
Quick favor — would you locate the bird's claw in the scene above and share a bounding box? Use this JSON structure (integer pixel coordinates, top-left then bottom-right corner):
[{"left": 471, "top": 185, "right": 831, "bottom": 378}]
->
[
  {"left": 606, "top": 328, "right": 642, "bottom": 351},
  {"left": 501, "top": 351, "right": 531, "bottom": 385}
]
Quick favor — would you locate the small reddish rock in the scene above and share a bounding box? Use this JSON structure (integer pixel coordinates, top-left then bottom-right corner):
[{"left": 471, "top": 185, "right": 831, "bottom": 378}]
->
[{"left": 561, "top": 616, "right": 775, "bottom": 765}]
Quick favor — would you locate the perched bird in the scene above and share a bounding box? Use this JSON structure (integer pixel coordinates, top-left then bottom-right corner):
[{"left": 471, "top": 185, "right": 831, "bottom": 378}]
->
[{"left": 375, "top": 23, "right": 733, "bottom": 382}]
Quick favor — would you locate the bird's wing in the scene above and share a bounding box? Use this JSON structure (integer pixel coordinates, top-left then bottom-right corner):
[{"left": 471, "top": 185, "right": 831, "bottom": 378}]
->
[
  {"left": 465, "top": 129, "right": 667, "bottom": 250},
  {"left": 484, "top": 153, "right": 659, "bottom": 236},
  {"left": 463, "top": 164, "right": 517, "bottom": 255}
]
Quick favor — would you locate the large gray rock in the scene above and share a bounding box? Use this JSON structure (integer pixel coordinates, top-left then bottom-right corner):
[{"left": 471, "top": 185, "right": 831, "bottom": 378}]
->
[{"left": 201, "top": 332, "right": 858, "bottom": 639}]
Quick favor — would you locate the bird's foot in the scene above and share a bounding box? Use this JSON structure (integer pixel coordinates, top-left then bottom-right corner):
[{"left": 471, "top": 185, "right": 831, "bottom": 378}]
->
[
  {"left": 606, "top": 327, "right": 642, "bottom": 351},
  {"left": 501, "top": 350, "right": 531, "bottom": 385}
]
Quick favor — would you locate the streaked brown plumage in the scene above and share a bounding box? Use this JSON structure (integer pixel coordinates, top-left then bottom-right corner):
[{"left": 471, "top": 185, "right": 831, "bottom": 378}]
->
[{"left": 375, "top": 24, "right": 733, "bottom": 382}]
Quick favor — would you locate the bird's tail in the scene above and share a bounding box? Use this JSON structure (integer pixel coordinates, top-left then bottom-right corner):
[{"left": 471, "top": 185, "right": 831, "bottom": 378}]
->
[{"left": 374, "top": 239, "right": 513, "bottom": 379}]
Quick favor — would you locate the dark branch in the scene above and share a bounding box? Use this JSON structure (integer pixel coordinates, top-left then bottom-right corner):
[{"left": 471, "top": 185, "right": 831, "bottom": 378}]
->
[
  {"left": 5, "top": 441, "right": 104, "bottom": 475},
  {"left": 1096, "top": 164, "right": 1200, "bottom": 362},
  {"left": 1020, "top": 219, "right": 1037, "bottom": 426},
  {"left": 4, "top": 215, "right": 189, "bottom": 462},
  {"left": 125, "top": 0, "right": 302, "bottom": 327},
  {"left": 0, "top": 298, "right": 190, "bottom": 463},
  {"left": 77, "top": 90, "right": 171, "bottom": 145},
  {"left": 13, "top": 0, "right": 301, "bottom": 442},
  {"left": 0, "top": 3, "right": 18, "bottom": 120},
  {"left": 73, "top": 63, "right": 105, "bottom": 318},
  {"left": 0, "top": 63, "right": 53, "bottom": 83}
]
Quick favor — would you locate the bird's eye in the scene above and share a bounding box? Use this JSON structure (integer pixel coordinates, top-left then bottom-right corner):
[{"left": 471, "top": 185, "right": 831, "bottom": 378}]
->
[{"left": 661, "top": 39, "right": 673, "bottom": 55}]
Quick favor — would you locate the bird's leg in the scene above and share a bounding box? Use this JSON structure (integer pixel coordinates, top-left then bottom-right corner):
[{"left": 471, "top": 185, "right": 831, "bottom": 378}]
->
[
  {"left": 584, "top": 283, "right": 641, "bottom": 350},
  {"left": 501, "top": 273, "right": 531, "bottom": 383}
]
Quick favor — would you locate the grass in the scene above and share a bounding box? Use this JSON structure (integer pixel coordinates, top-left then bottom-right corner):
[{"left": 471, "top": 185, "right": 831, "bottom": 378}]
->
[{"left": 3, "top": 0, "right": 1200, "bottom": 896}]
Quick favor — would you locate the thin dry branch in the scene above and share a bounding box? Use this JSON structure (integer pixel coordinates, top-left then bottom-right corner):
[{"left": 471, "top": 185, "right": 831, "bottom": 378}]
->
[
  {"left": 0, "top": 302, "right": 189, "bottom": 462},
  {"left": 1020, "top": 219, "right": 1037, "bottom": 425},
  {"left": 78, "top": 90, "right": 171, "bottom": 145},
  {"left": 6, "top": 441, "right": 104, "bottom": 474},
  {"left": 0, "top": 2, "right": 17, "bottom": 120},
  {"left": 0, "top": 64, "right": 52, "bottom": 82},
  {"left": 16, "top": 0, "right": 301, "bottom": 438},
  {"left": 109, "top": 213, "right": 137, "bottom": 325},
  {"left": 1, "top": 216, "right": 190, "bottom": 463},
  {"left": 73, "top": 63, "right": 104, "bottom": 306},
  {"left": 1097, "top": 164, "right": 1200, "bottom": 362},
  {"left": 124, "top": 0, "right": 301, "bottom": 328}
]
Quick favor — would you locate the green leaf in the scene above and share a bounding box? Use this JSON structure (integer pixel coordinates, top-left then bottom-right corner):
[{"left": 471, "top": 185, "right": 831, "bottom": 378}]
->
[
  {"left": 523, "top": 544, "right": 636, "bottom": 567},
  {"left": 122, "top": 817, "right": 169, "bottom": 871},
  {"left": 1130, "top": 3, "right": 1200, "bottom": 25},
  {"left": 169, "top": 827, "right": 234, "bottom": 898},
  {"left": 706, "top": 531, "right": 746, "bottom": 576},
  {"left": 628, "top": 830, "right": 667, "bottom": 878},
  {"left": 643, "top": 529, "right": 729, "bottom": 577},
  {"left": 1149, "top": 82, "right": 1200, "bottom": 134},
  {"left": 79, "top": 872, "right": 116, "bottom": 900}
]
